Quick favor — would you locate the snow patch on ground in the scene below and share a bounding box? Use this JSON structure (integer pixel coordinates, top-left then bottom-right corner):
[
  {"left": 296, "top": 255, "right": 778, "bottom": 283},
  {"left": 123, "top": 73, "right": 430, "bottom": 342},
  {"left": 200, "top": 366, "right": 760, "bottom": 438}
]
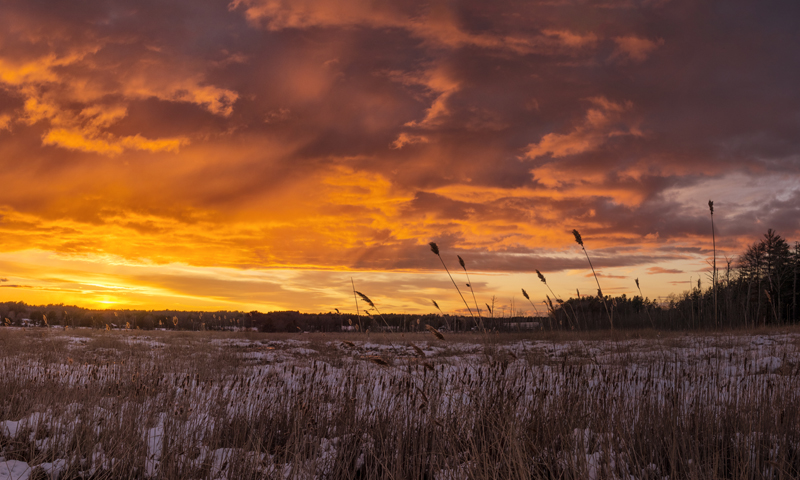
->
[{"left": 0, "top": 460, "right": 31, "bottom": 480}]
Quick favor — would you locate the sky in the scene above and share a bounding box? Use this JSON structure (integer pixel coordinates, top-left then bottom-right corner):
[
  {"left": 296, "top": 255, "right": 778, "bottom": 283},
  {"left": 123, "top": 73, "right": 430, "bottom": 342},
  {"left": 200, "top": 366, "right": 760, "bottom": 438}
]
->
[{"left": 1, "top": 0, "right": 799, "bottom": 315}]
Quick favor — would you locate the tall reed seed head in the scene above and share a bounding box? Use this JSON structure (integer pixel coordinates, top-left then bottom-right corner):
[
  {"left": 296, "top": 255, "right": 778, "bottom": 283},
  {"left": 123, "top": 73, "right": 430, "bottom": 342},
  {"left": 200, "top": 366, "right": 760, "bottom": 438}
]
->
[
  {"left": 356, "top": 291, "right": 376, "bottom": 309},
  {"left": 457, "top": 255, "right": 466, "bottom": 270},
  {"left": 536, "top": 270, "right": 546, "bottom": 284},
  {"left": 369, "top": 356, "right": 389, "bottom": 367},
  {"left": 521, "top": 288, "right": 530, "bottom": 300},
  {"left": 425, "top": 324, "right": 445, "bottom": 340},
  {"left": 708, "top": 200, "right": 714, "bottom": 215},
  {"left": 429, "top": 242, "right": 440, "bottom": 255},
  {"left": 635, "top": 278, "right": 640, "bottom": 289},
  {"left": 572, "top": 229, "right": 584, "bottom": 246}
]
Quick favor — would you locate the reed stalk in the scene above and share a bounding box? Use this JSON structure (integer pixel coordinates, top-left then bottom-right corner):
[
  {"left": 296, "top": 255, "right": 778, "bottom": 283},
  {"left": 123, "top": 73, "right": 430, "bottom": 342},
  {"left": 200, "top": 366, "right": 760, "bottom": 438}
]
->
[
  {"left": 429, "top": 242, "right": 475, "bottom": 320},
  {"left": 709, "top": 200, "right": 718, "bottom": 327},
  {"left": 572, "top": 229, "right": 613, "bottom": 330}
]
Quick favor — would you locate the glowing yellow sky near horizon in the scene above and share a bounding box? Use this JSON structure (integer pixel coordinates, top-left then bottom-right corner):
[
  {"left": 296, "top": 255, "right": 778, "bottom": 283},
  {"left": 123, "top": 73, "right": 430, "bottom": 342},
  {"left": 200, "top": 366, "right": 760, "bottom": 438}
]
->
[
  {"left": 0, "top": 248, "right": 707, "bottom": 314},
  {"left": 0, "top": 163, "right": 771, "bottom": 314}
]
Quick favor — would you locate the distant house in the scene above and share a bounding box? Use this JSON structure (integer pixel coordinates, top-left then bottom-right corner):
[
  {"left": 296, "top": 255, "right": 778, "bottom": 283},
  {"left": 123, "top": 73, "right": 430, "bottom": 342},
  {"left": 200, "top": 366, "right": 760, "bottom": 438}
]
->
[{"left": 20, "top": 318, "right": 34, "bottom": 327}]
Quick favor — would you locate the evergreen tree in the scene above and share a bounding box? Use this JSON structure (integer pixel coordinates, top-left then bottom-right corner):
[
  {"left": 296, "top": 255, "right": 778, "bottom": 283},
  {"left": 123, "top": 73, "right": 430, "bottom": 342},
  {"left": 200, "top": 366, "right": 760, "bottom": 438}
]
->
[{"left": 739, "top": 229, "right": 794, "bottom": 324}]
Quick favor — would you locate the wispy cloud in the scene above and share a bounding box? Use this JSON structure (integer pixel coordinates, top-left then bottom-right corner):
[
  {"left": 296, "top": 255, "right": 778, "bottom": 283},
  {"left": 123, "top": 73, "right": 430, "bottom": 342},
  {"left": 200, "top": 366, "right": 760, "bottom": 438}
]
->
[{"left": 647, "top": 266, "right": 684, "bottom": 275}]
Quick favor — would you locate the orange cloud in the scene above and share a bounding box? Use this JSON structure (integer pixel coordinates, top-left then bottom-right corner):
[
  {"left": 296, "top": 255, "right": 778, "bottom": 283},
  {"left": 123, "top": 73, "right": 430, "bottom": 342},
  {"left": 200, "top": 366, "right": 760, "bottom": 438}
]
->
[
  {"left": 612, "top": 36, "right": 665, "bottom": 62},
  {"left": 0, "top": 50, "right": 96, "bottom": 86},
  {"left": 41, "top": 129, "right": 188, "bottom": 155},
  {"left": 0, "top": 35, "right": 237, "bottom": 157},
  {"left": 524, "top": 97, "right": 641, "bottom": 160},
  {"left": 391, "top": 132, "right": 429, "bottom": 149},
  {"left": 42, "top": 129, "right": 123, "bottom": 155},
  {"left": 542, "top": 29, "right": 599, "bottom": 49},
  {"left": 396, "top": 66, "right": 461, "bottom": 129},
  {"left": 647, "top": 266, "right": 684, "bottom": 274},
  {"left": 119, "top": 78, "right": 239, "bottom": 117},
  {"left": 231, "top": 0, "right": 600, "bottom": 55}
]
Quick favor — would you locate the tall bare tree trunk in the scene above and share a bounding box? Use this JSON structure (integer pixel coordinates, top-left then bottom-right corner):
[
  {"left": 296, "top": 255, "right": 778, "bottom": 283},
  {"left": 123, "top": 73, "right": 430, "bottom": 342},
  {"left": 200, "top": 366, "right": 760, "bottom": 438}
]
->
[{"left": 745, "top": 281, "right": 751, "bottom": 328}]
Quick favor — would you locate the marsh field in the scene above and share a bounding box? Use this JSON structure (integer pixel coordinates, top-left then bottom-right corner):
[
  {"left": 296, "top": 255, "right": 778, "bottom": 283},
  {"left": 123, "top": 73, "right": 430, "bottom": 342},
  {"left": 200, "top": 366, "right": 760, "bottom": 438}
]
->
[{"left": 1, "top": 327, "right": 800, "bottom": 480}]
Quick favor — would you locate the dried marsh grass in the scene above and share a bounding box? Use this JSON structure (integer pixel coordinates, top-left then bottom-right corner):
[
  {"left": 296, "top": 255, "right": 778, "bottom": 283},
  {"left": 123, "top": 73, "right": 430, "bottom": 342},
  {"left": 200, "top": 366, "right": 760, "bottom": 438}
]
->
[{"left": 1, "top": 328, "right": 799, "bottom": 479}]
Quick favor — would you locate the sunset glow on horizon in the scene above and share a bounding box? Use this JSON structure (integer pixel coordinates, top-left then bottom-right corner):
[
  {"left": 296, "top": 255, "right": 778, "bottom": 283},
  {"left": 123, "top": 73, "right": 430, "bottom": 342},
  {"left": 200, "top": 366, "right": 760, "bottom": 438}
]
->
[{"left": 1, "top": 0, "right": 799, "bottom": 314}]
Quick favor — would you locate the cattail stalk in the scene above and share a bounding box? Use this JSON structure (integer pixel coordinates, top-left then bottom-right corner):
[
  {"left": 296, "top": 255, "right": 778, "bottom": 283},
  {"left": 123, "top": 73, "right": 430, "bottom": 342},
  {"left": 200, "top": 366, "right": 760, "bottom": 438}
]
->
[
  {"left": 536, "top": 270, "right": 573, "bottom": 329},
  {"left": 794, "top": 242, "right": 798, "bottom": 323},
  {"left": 351, "top": 278, "right": 363, "bottom": 333},
  {"left": 429, "top": 242, "right": 475, "bottom": 322},
  {"left": 458, "top": 255, "right": 481, "bottom": 316},
  {"left": 521, "top": 289, "right": 541, "bottom": 318},
  {"left": 709, "top": 200, "right": 718, "bottom": 327},
  {"left": 573, "top": 229, "right": 613, "bottom": 330},
  {"left": 635, "top": 278, "right": 655, "bottom": 328},
  {"left": 355, "top": 291, "right": 390, "bottom": 330},
  {"left": 431, "top": 299, "right": 451, "bottom": 331},
  {"left": 458, "top": 255, "right": 485, "bottom": 331}
]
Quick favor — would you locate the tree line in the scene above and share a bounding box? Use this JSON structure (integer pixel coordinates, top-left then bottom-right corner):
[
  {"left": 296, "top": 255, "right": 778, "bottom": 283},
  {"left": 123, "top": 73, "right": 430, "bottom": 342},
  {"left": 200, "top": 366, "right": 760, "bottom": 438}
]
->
[{"left": 546, "top": 228, "right": 799, "bottom": 330}]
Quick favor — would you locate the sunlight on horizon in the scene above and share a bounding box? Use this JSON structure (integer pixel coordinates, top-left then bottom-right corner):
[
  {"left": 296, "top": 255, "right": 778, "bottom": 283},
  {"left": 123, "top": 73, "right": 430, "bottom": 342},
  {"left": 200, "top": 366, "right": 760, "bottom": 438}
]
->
[{"left": 0, "top": 248, "right": 706, "bottom": 314}]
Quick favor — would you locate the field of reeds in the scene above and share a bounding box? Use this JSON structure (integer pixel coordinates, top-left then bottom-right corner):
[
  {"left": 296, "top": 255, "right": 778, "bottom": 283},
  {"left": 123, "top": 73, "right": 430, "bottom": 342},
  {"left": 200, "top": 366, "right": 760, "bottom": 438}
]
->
[{"left": 2, "top": 327, "right": 800, "bottom": 479}]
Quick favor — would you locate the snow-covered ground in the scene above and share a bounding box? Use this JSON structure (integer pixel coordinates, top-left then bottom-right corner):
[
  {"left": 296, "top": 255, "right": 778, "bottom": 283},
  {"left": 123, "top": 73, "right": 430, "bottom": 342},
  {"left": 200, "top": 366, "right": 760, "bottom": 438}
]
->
[{"left": 1, "top": 328, "right": 799, "bottom": 479}]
